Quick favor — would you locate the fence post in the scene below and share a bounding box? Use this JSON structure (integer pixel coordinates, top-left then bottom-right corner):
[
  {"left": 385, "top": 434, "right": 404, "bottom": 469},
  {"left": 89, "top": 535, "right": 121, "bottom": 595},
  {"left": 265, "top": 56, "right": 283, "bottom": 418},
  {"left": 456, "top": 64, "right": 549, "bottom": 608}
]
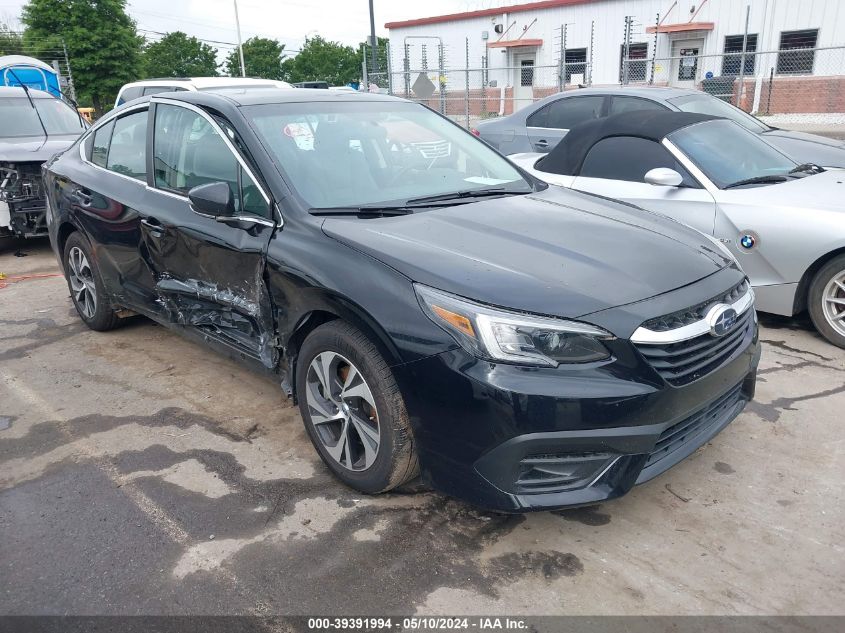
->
[
  {"left": 438, "top": 44, "right": 446, "bottom": 115},
  {"left": 465, "top": 38, "right": 470, "bottom": 128},
  {"left": 649, "top": 13, "right": 659, "bottom": 84},
  {"left": 386, "top": 40, "right": 393, "bottom": 95},
  {"left": 557, "top": 24, "right": 564, "bottom": 91},
  {"left": 766, "top": 67, "right": 774, "bottom": 115},
  {"left": 588, "top": 21, "right": 595, "bottom": 85},
  {"left": 736, "top": 4, "right": 751, "bottom": 109},
  {"left": 481, "top": 55, "right": 488, "bottom": 115},
  {"left": 622, "top": 16, "right": 632, "bottom": 85},
  {"left": 62, "top": 39, "right": 76, "bottom": 101},
  {"left": 403, "top": 43, "right": 410, "bottom": 98}
]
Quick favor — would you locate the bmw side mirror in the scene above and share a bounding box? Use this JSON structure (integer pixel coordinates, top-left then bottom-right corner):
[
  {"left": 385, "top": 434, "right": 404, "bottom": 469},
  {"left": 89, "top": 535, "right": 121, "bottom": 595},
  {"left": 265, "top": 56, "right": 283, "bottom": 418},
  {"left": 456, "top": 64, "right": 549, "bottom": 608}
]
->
[
  {"left": 188, "top": 182, "right": 235, "bottom": 218},
  {"left": 644, "top": 168, "right": 683, "bottom": 187}
]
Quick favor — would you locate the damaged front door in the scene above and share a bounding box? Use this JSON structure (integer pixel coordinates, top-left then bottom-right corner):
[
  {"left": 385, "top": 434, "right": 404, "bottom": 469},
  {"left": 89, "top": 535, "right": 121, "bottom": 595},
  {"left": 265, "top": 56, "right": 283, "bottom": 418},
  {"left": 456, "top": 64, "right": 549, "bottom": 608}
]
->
[{"left": 141, "top": 100, "right": 277, "bottom": 368}]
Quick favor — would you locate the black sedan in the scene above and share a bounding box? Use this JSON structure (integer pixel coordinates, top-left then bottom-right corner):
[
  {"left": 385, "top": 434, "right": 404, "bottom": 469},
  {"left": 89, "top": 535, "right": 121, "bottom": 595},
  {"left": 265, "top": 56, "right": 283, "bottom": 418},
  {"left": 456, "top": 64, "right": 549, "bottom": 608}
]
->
[{"left": 43, "top": 89, "right": 760, "bottom": 512}]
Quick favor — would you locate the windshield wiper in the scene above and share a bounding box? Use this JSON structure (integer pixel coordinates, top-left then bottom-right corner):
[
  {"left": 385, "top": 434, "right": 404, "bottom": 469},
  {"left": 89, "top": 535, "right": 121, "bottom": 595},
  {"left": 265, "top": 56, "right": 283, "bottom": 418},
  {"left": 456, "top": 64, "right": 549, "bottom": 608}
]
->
[
  {"left": 789, "top": 162, "right": 825, "bottom": 175},
  {"left": 406, "top": 186, "right": 529, "bottom": 205},
  {"left": 310, "top": 206, "right": 417, "bottom": 217},
  {"left": 724, "top": 175, "right": 789, "bottom": 189}
]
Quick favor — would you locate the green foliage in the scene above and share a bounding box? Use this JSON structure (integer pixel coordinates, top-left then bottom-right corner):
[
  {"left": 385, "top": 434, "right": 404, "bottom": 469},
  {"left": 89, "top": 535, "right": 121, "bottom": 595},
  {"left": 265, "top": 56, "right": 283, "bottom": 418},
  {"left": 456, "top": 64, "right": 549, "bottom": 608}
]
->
[
  {"left": 280, "top": 35, "right": 360, "bottom": 86},
  {"left": 21, "top": 0, "right": 142, "bottom": 112},
  {"left": 225, "top": 36, "right": 286, "bottom": 80},
  {"left": 142, "top": 31, "right": 218, "bottom": 78},
  {"left": 0, "top": 22, "right": 24, "bottom": 55}
]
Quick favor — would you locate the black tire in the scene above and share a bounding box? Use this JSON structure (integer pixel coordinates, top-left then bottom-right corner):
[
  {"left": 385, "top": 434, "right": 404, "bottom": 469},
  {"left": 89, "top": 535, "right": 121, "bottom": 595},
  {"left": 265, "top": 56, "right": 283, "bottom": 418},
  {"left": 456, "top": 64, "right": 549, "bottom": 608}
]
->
[
  {"left": 63, "top": 232, "right": 121, "bottom": 332},
  {"left": 808, "top": 254, "right": 845, "bottom": 349},
  {"left": 296, "top": 320, "right": 419, "bottom": 494}
]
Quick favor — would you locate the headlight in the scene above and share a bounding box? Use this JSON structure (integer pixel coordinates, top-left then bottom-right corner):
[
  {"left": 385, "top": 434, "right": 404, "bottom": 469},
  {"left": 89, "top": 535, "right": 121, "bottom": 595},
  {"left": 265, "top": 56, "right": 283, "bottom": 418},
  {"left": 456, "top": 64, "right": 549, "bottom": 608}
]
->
[{"left": 415, "top": 284, "right": 614, "bottom": 366}]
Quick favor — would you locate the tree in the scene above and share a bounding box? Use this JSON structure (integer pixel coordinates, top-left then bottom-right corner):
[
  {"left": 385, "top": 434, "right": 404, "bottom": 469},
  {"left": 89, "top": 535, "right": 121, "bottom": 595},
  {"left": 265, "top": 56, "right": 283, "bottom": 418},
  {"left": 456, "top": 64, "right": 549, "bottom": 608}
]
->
[
  {"left": 0, "top": 22, "right": 23, "bottom": 55},
  {"left": 225, "top": 36, "right": 286, "bottom": 80},
  {"left": 22, "top": 0, "right": 142, "bottom": 113},
  {"left": 280, "top": 35, "right": 359, "bottom": 87},
  {"left": 142, "top": 31, "right": 218, "bottom": 78}
]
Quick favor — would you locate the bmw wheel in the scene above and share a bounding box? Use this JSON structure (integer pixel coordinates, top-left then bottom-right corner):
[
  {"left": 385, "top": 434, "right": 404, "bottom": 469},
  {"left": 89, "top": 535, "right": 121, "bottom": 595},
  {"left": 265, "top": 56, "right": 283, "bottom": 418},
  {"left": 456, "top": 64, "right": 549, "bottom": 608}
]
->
[
  {"left": 808, "top": 254, "right": 845, "bottom": 349},
  {"left": 63, "top": 232, "right": 120, "bottom": 331},
  {"left": 296, "top": 321, "right": 419, "bottom": 493}
]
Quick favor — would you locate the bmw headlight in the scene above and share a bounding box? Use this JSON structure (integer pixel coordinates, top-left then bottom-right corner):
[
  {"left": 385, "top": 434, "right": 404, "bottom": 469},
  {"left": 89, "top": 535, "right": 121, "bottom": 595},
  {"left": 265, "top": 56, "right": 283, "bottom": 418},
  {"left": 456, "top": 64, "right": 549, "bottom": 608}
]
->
[{"left": 415, "top": 284, "right": 614, "bottom": 366}]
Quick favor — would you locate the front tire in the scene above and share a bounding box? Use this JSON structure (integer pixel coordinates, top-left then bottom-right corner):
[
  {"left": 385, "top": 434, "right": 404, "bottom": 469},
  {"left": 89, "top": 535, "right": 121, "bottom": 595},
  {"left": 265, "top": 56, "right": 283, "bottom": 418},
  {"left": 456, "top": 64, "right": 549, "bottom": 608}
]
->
[
  {"left": 63, "top": 232, "right": 120, "bottom": 331},
  {"left": 808, "top": 254, "right": 845, "bottom": 349},
  {"left": 296, "top": 321, "right": 419, "bottom": 494}
]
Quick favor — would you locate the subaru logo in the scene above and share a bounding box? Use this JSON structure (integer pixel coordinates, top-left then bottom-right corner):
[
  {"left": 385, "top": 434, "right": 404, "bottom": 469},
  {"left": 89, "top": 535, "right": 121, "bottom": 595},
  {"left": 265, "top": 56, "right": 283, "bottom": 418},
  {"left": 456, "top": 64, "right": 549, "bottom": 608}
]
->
[{"left": 706, "top": 304, "right": 738, "bottom": 337}]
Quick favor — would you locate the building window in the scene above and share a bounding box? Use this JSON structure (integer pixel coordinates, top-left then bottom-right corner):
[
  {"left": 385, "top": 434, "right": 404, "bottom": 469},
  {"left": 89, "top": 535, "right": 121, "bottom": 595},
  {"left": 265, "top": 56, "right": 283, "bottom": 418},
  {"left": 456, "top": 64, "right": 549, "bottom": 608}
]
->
[
  {"left": 722, "top": 34, "right": 757, "bottom": 75},
  {"left": 564, "top": 48, "right": 587, "bottom": 83},
  {"left": 520, "top": 59, "right": 534, "bottom": 86},
  {"left": 777, "top": 29, "right": 819, "bottom": 75},
  {"left": 620, "top": 43, "right": 648, "bottom": 82}
]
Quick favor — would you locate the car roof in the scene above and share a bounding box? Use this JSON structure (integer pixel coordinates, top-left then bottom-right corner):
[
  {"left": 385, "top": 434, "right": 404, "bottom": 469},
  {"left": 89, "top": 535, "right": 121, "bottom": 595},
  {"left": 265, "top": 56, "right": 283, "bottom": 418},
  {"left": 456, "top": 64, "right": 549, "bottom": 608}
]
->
[
  {"left": 0, "top": 85, "right": 55, "bottom": 99},
  {"left": 165, "top": 87, "right": 404, "bottom": 107},
  {"left": 121, "top": 77, "right": 293, "bottom": 90},
  {"left": 565, "top": 85, "right": 702, "bottom": 100},
  {"left": 538, "top": 110, "right": 721, "bottom": 176}
]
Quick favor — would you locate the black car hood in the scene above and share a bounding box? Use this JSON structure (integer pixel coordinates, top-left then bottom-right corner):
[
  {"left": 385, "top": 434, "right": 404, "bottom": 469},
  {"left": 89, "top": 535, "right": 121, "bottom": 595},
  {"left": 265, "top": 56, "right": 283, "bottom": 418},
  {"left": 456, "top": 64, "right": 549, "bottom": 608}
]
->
[
  {"left": 0, "top": 134, "right": 79, "bottom": 162},
  {"left": 322, "top": 187, "right": 733, "bottom": 319}
]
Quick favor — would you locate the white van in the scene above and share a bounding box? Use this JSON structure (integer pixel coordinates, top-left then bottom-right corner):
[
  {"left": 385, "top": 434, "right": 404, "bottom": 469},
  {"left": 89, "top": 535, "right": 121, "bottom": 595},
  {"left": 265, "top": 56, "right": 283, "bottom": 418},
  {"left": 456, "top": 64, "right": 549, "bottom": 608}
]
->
[{"left": 115, "top": 77, "right": 293, "bottom": 108}]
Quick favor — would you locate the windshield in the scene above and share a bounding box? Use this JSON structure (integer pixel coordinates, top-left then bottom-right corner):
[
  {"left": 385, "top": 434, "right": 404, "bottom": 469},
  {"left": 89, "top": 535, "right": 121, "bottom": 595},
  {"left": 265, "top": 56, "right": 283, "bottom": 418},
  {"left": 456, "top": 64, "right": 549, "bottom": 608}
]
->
[
  {"left": 243, "top": 101, "right": 531, "bottom": 209},
  {"left": 668, "top": 119, "right": 796, "bottom": 189},
  {"left": 667, "top": 94, "right": 769, "bottom": 134},
  {"left": 0, "top": 97, "right": 86, "bottom": 138}
]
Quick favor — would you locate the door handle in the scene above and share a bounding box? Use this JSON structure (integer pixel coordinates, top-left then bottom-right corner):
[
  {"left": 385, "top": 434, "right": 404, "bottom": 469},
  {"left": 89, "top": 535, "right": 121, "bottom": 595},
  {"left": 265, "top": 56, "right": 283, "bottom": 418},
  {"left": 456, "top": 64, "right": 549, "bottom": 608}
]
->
[
  {"left": 73, "top": 187, "right": 92, "bottom": 207},
  {"left": 140, "top": 217, "right": 165, "bottom": 235},
  {"left": 535, "top": 139, "right": 549, "bottom": 148}
]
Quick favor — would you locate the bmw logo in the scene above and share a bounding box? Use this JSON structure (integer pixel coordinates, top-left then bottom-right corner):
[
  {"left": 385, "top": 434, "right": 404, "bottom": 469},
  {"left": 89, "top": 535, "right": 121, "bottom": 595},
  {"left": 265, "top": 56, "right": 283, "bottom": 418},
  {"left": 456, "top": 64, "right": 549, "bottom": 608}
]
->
[
  {"left": 706, "top": 304, "right": 739, "bottom": 337},
  {"left": 740, "top": 234, "right": 756, "bottom": 249}
]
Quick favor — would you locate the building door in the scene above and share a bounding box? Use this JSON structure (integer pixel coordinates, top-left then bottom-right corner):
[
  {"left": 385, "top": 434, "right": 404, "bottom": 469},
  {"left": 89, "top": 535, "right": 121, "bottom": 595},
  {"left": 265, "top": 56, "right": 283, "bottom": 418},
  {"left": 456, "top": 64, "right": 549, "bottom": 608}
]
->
[
  {"left": 671, "top": 38, "right": 704, "bottom": 88},
  {"left": 513, "top": 52, "right": 535, "bottom": 111}
]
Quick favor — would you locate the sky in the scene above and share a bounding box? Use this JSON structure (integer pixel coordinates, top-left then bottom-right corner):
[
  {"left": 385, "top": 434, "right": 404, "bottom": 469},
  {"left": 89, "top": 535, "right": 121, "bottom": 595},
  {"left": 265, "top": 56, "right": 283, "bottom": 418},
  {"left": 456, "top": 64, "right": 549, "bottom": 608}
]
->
[{"left": 0, "top": 0, "right": 522, "bottom": 55}]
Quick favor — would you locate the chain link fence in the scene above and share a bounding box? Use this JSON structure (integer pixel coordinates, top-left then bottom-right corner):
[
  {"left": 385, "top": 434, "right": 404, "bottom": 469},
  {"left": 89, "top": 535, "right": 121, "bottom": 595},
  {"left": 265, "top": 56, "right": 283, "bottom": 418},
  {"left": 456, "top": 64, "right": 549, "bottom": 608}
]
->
[
  {"left": 623, "top": 46, "right": 845, "bottom": 120},
  {"left": 363, "top": 39, "right": 844, "bottom": 129}
]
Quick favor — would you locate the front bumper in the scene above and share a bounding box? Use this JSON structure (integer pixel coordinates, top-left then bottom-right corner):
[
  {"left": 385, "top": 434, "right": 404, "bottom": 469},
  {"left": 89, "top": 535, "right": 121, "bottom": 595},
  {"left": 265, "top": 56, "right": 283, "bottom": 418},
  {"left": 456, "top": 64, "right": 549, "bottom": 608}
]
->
[{"left": 394, "top": 319, "right": 760, "bottom": 513}]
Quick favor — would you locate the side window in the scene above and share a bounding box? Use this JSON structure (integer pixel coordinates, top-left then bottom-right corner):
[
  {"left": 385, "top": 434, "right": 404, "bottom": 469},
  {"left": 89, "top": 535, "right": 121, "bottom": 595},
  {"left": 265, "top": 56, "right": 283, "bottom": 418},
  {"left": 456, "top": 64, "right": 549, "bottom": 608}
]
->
[
  {"left": 531, "top": 96, "right": 605, "bottom": 130},
  {"left": 579, "top": 136, "right": 697, "bottom": 187},
  {"left": 105, "top": 110, "right": 148, "bottom": 181},
  {"left": 90, "top": 119, "right": 114, "bottom": 167},
  {"left": 153, "top": 104, "right": 268, "bottom": 217},
  {"left": 142, "top": 85, "right": 173, "bottom": 96},
  {"left": 117, "top": 86, "right": 143, "bottom": 105},
  {"left": 608, "top": 96, "right": 669, "bottom": 116}
]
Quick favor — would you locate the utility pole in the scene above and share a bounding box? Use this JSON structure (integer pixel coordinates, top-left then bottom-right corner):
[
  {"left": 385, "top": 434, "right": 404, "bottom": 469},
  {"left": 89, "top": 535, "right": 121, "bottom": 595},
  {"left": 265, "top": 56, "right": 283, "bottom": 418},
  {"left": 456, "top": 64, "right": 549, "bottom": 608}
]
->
[
  {"left": 234, "top": 0, "right": 246, "bottom": 77},
  {"left": 368, "top": 0, "right": 379, "bottom": 78}
]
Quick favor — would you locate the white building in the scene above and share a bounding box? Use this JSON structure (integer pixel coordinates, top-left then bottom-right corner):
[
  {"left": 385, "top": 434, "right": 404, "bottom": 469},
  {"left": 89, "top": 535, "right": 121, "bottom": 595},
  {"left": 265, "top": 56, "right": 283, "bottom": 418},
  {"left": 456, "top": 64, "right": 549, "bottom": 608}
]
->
[{"left": 385, "top": 0, "right": 845, "bottom": 114}]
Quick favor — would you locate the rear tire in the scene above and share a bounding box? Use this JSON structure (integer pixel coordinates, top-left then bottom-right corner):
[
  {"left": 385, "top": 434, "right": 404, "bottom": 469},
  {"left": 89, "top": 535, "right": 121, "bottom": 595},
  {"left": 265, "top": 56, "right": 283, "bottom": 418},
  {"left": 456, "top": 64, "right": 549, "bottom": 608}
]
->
[
  {"left": 63, "top": 232, "right": 120, "bottom": 332},
  {"left": 296, "top": 320, "right": 419, "bottom": 494},
  {"left": 808, "top": 254, "right": 845, "bottom": 349}
]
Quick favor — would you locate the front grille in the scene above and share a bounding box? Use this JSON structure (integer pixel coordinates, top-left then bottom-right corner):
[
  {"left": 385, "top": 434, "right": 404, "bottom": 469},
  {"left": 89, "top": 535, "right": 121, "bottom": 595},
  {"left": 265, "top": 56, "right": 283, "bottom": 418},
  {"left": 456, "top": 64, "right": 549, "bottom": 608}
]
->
[
  {"left": 646, "top": 383, "right": 745, "bottom": 469},
  {"left": 640, "top": 280, "right": 749, "bottom": 332},
  {"left": 636, "top": 307, "right": 753, "bottom": 386}
]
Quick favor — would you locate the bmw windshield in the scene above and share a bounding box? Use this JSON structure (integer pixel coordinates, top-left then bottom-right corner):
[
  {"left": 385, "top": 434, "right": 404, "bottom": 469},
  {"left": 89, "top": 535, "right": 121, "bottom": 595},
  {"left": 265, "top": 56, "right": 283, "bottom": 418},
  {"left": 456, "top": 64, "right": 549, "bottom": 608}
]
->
[
  {"left": 0, "top": 97, "right": 86, "bottom": 138},
  {"left": 668, "top": 93, "right": 770, "bottom": 134},
  {"left": 243, "top": 100, "right": 533, "bottom": 211},
  {"left": 668, "top": 119, "right": 799, "bottom": 189}
]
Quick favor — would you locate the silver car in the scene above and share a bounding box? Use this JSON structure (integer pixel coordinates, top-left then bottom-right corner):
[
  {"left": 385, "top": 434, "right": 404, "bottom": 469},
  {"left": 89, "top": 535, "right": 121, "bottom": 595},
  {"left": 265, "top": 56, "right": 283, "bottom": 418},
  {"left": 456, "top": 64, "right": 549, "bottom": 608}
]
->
[
  {"left": 509, "top": 110, "right": 845, "bottom": 349},
  {"left": 476, "top": 86, "right": 845, "bottom": 168}
]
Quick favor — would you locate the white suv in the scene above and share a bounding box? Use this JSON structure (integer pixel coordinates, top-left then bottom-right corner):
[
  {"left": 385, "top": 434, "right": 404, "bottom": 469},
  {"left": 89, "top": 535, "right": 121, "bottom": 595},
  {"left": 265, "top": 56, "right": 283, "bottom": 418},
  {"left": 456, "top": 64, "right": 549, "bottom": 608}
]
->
[{"left": 115, "top": 77, "right": 293, "bottom": 108}]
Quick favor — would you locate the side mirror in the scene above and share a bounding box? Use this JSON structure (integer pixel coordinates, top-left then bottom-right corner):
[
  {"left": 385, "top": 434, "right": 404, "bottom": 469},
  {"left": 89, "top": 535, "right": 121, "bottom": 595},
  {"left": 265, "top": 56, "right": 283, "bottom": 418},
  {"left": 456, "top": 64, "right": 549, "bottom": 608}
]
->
[
  {"left": 644, "top": 168, "right": 683, "bottom": 187},
  {"left": 188, "top": 182, "right": 235, "bottom": 217}
]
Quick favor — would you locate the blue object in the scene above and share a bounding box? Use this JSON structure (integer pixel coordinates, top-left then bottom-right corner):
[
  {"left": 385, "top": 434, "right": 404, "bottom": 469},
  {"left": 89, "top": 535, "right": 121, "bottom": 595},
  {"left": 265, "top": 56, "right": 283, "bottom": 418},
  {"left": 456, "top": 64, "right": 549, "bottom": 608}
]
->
[
  {"left": 705, "top": 71, "right": 714, "bottom": 79},
  {"left": 0, "top": 55, "right": 62, "bottom": 98}
]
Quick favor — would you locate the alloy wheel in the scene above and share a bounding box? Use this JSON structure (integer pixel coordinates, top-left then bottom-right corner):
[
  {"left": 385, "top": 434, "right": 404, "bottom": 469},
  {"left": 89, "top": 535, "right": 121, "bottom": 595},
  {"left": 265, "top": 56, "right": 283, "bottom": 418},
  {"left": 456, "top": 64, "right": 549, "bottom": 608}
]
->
[
  {"left": 822, "top": 270, "right": 845, "bottom": 338},
  {"left": 304, "top": 351, "right": 381, "bottom": 471},
  {"left": 67, "top": 246, "right": 97, "bottom": 319}
]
